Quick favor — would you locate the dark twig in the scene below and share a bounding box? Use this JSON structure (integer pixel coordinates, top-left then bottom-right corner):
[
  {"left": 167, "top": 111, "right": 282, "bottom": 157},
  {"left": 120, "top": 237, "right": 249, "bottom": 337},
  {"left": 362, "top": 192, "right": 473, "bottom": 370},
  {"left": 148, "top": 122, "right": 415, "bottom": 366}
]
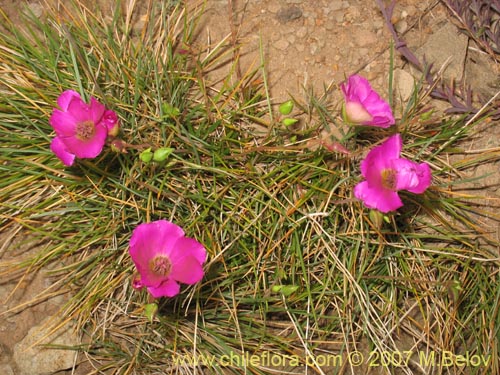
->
[
  {"left": 375, "top": 0, "right": 482, "bottom": 117},
  {"left": 442, "top": 0, "right": 500, "bottom": 58},
  {"left": 375, "top": 0, "right": 422, "bottom": 70}
]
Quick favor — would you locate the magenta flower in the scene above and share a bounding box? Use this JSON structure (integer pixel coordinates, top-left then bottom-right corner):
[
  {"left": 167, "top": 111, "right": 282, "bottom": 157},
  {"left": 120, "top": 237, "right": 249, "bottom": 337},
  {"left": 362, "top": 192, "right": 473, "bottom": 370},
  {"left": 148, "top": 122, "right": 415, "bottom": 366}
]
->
[
  {"left": 129, "top": 220, "right": 207, "bottom": 298},
  {"left": 354, "top": 134, "right": 431, "bottom": 213},
  {"left": 49, "top": 90, "right": 119, "bottom": 166},
  {"left": 341, "top": 75, "right": 395, "bottom": 127}
]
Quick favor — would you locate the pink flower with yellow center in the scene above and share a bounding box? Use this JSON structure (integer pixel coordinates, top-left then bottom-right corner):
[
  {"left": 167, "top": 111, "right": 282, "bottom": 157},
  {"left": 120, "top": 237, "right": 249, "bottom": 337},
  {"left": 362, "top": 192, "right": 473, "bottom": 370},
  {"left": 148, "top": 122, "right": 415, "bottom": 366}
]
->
[
  {"left": 341, "top": 75, "right": 395, "bottom": 128},
  {"left": 354, "top": 134, "right": 432, "bottom": 213},
  {"left": 49, "top": 90, "right": 119, "bottom": 166},
  {"left": 129, "top": 220, "right": 207, "bottom": 298}
]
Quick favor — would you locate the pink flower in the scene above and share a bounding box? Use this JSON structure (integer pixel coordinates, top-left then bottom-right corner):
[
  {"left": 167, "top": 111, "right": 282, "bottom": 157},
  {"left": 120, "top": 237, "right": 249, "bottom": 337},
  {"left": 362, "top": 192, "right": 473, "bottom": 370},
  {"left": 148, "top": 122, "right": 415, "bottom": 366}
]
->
[
  {"left": 49, "top": 90, "right": 119, "bottom": 166},
  {"left": 129, "top": 220, "right": 207, "bottom": 298},
  {"left": 341, "top": 75, "right": 395, "bottom": 127},
  {"left": 354, "top": 134, "right": 431, "bottom": 213}
]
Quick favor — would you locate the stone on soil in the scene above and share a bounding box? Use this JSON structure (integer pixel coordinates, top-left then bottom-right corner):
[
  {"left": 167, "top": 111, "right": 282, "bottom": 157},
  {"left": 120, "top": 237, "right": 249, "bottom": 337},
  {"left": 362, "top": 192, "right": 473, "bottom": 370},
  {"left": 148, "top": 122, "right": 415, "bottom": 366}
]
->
[
  {"left": 416, "top": 23, "right": 468, "bottom": 81},
  {"left": 13, "top": 317, "right": 80, "bottom": 375}
]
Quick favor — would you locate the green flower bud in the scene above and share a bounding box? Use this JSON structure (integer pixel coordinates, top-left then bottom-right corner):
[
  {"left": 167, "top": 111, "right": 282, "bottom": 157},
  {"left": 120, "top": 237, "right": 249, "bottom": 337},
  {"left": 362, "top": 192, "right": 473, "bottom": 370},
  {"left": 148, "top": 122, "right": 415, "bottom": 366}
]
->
[
  {"left": 271, "top": 285, "right": 282, "bottom": 293},
  {"left": 280, "top": 285, "right": 299, "bottom": 296},
  {"left": 282, "top": 118, "right": 298, "bottom": 127},
  {"left": 153, "top": 147, "right": 174, "bottom": 162},
  {"left": 144, "top": 303, "right": 158, "bottom": 323},
  {"left": 139, "top": 148, "right": 153, "bottom": 163},
  {"left": 279, "top": 100, "right": 294, "bottom": 115},
  {"left": 272, "top": 284, "right": 298, "bottom": 296},
  {"left": 368, "top": 209, "right": 384, "bottom": 229}
]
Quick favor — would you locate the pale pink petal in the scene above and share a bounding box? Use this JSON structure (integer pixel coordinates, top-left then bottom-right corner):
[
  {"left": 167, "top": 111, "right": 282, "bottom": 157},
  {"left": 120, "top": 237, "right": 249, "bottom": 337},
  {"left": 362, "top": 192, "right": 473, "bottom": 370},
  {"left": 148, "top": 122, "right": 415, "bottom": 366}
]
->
[
  {"left": 341, "top": 75, "right": 394, "bottom": 127},
  {"left": 50, "top": 137, "right": 75, "bottom": 166},
  {"left": 57, "top": 90, "right": 81, "bottom": 111},
  {"left": 60, "top": 124, "right": 108, "bottom": 158},
  {"left": 344, "top": 102, "right": 373, "bottom": 124},
  {"left": 322, "top": 141, "right": 351, "bottom": 155},
  {"left": 49, "top": 109, "right": 78, "bottom": 137},
  {"left": 354, "top": 181, "right": 403, "bottom": 213},
  {"left": 147, "top": 279, "right": 180, "bottom": 298}
]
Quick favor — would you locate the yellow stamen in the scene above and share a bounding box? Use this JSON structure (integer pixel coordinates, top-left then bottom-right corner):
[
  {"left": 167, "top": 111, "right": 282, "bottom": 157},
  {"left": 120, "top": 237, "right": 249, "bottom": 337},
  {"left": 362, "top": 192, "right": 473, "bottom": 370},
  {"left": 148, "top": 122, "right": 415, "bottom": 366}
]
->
[
  {"left": 76, "top": 120, "right": 95, "bottom": 141},
  {"left": 381, "top": 169, "right": 397, "bottom": 190},
  {"left": 149, "top": 255, "right": 172, "bottom": 277}
]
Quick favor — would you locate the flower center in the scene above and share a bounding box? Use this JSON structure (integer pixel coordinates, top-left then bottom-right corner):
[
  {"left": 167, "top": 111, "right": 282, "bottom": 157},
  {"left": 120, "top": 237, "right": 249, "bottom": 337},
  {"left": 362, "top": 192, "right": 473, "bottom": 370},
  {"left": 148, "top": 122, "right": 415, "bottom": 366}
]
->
[
  {"left": 149, "top": 255, "right": 172, "bottom": 277},
  {"left": 75, "top": 120, "right": 95, "bottom": 141},
  {"left": 381, "top": 169, "right": 397, "bottom": 190}
]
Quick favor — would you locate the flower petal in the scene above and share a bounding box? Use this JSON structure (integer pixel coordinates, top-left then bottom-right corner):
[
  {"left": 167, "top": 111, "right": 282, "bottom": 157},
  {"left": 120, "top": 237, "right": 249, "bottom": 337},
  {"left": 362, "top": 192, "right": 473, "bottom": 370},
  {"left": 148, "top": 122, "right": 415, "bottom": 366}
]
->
[
  {"left": 66, "top": 95, "right": 93, "bottom": 124},
  {"left": 132, "top": 274, "right": 145, "bottom": 290},
  {"left": 341, "top": 75, "right": 371, "bottom": 102},
  {"left": 60, "top": 124, "right": 108, "bottom": 158},
  {"left": 129, "top": 220, "right": 207, "bottom": 297},
  {"left": 393, "top": 159, "right": 431, "bottom": 194},
  {"left": 360, "top": 134, "right": 402, "bottom": 179},
  {"left": 172, "top": 237, "right": 207, "bottom": 264},
  {"left": 168, "top": 237, "right": 206, "bottom": 284},
  {"left": 354, "top": 180, "right": 403, "bottom": 213},
  {"left": 341, "top": 75, "right": 395, "bottom": 127},
  {"left": 102, "top": 110, "right": 119, "bottom": 136},
  {"left": 169, "top": 254, "right": 205, "bottom": 285},
  {"left": 129, "top": 221, "right": 184, "bottom": 260},
  {"left": 89, "top": 97, "right": 106, "bottom": 124},
  {"left": 362, "top": 91, "right": 395, "bottom": 127},
  {"left": 147, "top": 278, "right": 180, "bottom": 298},
  {"left": 129, "top": 220, "right": 186, "bottom": 287},
  {"left": 49, "top": 109, "right": 78, "bottom": 137},
  {"left": 408, "top": 162, "right": 431, "bottom": 194},
  {"left": 50, "top": 137, "right": 75, "bottom": 166},
  {"left": 57, "top": 90, "right": 81, "bottom": 111},
  {"left": 344, "top": 101, "right": 373, "bottom": 124}
]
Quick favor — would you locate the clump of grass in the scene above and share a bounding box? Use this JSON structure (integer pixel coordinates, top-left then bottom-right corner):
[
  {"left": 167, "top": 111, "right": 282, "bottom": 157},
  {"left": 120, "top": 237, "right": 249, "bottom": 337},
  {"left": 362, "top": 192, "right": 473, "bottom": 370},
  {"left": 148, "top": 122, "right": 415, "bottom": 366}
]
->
[{"left": 0, "top": 1, "right": 499, "bottom": 375}]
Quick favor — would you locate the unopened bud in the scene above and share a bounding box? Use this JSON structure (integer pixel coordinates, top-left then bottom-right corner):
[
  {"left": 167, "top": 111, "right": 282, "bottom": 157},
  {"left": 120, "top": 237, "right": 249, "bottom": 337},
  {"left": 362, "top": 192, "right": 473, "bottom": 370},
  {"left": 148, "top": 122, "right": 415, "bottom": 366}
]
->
[
  {"left": 143, "top": 303, "right": 158, "bottom": 323},
  {"left": 139, "top": 148, "right": 153, "bottom": 163},
  {"left": 103, "top": 110, "right": 120, "bottom": 137},
  {"left": 282, "top": 118, "right": 298, "bottom": 127},
  {"left": 153, "top": 147, "right": 174, "bottom": 162},
  {"left": 279, "top": 100, "right": 294, "bottom": 115}
]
